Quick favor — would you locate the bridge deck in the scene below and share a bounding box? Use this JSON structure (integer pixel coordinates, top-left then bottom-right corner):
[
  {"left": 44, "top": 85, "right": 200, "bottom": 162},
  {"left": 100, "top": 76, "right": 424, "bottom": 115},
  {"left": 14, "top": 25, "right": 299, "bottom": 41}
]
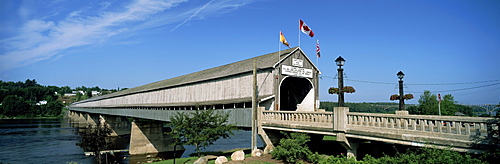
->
[
  {"left": 69, "top": 107, "right": 498, "bottom": 153},
  {"left": 260, "top": 110, "right": 498, "bottom": 152}
]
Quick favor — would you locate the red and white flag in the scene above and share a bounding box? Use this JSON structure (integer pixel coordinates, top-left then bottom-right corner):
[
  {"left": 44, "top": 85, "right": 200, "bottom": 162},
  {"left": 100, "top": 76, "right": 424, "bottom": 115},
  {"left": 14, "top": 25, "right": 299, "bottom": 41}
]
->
[
  {"left": 299, "top": 19, "right": 314, "bottom": 37},
  {"left": 316, "top": 40, "right": 321, "bottom": 57}
]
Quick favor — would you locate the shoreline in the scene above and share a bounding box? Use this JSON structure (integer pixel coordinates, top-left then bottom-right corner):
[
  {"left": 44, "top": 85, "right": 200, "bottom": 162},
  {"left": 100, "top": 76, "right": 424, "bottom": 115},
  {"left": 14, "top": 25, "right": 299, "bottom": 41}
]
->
[
  {"left": 0, "top": 108, "right": 68, "bottom": 120},
  {"left": 0, "top": 115, "right": 65, "bottom": 120}
]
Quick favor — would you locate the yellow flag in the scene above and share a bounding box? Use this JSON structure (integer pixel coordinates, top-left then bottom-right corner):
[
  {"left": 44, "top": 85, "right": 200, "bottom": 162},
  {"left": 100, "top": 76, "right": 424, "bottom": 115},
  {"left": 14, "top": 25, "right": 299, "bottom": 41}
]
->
[{"left": 280, "top": 31, "right": 290, "bottom": 48}]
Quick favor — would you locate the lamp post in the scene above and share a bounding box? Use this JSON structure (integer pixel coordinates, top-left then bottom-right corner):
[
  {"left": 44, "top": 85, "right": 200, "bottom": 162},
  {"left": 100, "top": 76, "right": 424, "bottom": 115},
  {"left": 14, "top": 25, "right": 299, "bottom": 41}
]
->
[
  {"left": 335, "top": 56, "right": 345, "bottom": 107},
  {"left": 397, "top": 71, "right": 405, "bottom": 111}
]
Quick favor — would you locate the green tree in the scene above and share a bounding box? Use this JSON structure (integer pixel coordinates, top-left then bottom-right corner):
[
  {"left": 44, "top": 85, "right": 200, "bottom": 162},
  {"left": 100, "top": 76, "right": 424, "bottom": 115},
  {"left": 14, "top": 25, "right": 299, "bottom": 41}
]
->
[
  {"left": 75, "top": 92, "right": 83, "bottom": 101},
  {"left": 441, "top": 94, "right": 458, "bottom": 116},
  {"left": 2, "top": 95, "right": 29, "bottom": 117},
  {"left": 272, "top": 132, "right": 320, "bottom": 163},
  {"left": 46, "top": 101, "right": 64, "bottom": 116},
  {"left": 418, "top": 90, "right": 438, "bottom": 115},
  {"left": 418, "top": 91, "right": 459, "bottom": 116},
  {"left": 76, "top": 118, "right": 112, "bottom": 164},
  {"left": 407, "top": 105, "right": 419, "bottom": 114},
  {"left": 59, "top": 86, "right": 72, "bottom": 94},
  {"left": 85, "top": 90, "right": 92, "bottom": 98},
  {"left": 456, "top": 104, "right": 474, "bottom": 116},
  {"left": 0, "top": 88, "right": 9, "bottom": 102},
  {"left": 167, "top": 109, "right": 237, "bottom": 157}
]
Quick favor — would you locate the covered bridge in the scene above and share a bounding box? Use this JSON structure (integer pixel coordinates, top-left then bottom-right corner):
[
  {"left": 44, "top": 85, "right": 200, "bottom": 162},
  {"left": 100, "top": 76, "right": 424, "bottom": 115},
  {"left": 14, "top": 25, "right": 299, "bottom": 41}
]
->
[{"left": 71, "top": 47, "right": 321, "bottom": 111}]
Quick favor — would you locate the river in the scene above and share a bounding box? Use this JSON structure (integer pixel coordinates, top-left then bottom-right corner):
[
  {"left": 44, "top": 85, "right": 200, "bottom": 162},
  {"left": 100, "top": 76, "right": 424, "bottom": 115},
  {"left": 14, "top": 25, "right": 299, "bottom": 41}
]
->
[{"left": 0, "top": 118, "right": 262, "bottom": 164}]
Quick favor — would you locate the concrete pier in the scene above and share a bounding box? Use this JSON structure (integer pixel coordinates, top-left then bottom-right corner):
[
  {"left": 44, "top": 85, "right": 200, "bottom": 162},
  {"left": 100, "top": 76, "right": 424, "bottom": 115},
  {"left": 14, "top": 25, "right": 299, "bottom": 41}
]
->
[{"left": 129, "top": 121, "right": 185, "bottom": 155}]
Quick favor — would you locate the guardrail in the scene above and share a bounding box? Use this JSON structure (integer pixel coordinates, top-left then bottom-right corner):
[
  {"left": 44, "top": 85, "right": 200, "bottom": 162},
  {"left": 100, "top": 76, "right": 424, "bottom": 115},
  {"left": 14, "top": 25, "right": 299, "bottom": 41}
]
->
[
  {"left": 260, "top": 110, "right": 498, "bottom": 138},
  {"left": 261, "top": 110, "right": 333, "bottom": 126},
  {"left": 347, "top": 112, "right": 498, "bottom": 137}
]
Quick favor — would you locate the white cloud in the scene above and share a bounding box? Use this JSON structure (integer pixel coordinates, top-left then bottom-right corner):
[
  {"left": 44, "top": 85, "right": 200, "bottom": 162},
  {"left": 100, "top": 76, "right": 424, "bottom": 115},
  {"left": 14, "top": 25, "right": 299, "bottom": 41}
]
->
[
  {"left": 100, "top": 2, "right": 112, "bottom": 10},
  {"left": 171, "top": 0, "right": 213, "bottom": 32},
  {"left": 0, "top": 0, "right": 254, "bottom": 72},
  {"left": 171, "top": 0, "right": 252, "bottom": 32}
]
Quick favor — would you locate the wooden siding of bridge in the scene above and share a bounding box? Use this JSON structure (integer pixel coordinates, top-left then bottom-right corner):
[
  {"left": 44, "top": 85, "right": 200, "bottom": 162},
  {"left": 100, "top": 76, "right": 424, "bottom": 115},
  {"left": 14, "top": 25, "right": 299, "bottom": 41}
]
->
[
  {"left": 71, "top": 107, "right": 253, "bottom": 127},
  {"left": 72, "top": 71, "right": 274, "bottom": 107}
]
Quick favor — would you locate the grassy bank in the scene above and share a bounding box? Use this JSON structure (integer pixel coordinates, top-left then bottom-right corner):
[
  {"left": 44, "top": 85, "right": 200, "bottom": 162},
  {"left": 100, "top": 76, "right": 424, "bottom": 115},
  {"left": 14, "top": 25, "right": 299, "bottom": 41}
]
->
[
  {"left": 151, "top": 148, "right": 254, "bottom": 164},
  {"left": 151, "top": 136, "right": 338, "bottom": 164}
]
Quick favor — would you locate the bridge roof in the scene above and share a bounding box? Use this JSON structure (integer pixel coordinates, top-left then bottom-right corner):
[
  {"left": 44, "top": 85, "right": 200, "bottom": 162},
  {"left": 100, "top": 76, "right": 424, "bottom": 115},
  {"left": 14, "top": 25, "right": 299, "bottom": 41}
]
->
[{"left": 76, "top": 47, "right": 315, "bottom": 103}]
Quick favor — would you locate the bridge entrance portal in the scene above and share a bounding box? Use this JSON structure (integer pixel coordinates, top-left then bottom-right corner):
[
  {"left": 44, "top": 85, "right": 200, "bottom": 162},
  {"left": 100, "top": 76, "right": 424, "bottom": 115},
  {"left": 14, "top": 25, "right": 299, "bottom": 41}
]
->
[{"left": 279, "top": 77, "right": 313, "bottom": 111}]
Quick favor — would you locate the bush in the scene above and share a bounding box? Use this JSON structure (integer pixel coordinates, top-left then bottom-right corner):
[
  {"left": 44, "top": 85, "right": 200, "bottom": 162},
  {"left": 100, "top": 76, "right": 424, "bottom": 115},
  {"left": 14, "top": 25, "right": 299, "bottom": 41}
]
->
[
  {"left": 271, "top": 132, "right": 320, "bottom": 163},
  {"left": 316, "top": 147, "right": 486, "bottom": 164},
  {"left": 356, "top": 147, "right": 485, "bottom": 164},
  {"left": 319, "top": 155, "right": 361, "bottom": 164},
  {"left": 271, "top": 132, "right": 486, "bottom": 163}
]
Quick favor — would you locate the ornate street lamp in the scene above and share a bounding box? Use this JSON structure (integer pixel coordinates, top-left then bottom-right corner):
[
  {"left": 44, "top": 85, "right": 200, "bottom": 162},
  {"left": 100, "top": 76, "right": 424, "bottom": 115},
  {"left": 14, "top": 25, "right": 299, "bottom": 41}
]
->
[
  {"left": 397, "top": 71, "right": 405, "bottom": 111},
  {"left": 335, "top": 56, "right": 345, "bottom": 107}
]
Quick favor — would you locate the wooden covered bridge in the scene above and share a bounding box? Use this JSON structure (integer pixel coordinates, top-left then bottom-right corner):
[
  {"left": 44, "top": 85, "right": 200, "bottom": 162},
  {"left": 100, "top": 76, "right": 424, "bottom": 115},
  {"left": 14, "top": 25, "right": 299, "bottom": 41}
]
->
[
  {"left": 71, "top": 47, "right": 320, "bottom": 112},
  {"left": 69, "top": 47, "right": 498, "bottom": 157}
]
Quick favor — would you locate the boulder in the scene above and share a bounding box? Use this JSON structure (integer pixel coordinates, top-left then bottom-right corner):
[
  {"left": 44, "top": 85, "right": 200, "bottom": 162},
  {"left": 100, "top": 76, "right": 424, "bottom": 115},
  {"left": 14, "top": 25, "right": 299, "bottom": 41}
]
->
[
  {"left": 230, "top": 150, "right": 245, "bottom": 161},
  {"left": 215, "top": 156, "right": 228, "bottom": 164},
  {"left": 204, "top": 155, "right": 218, "bottom": 160},
  {"left": 193, "top": 155, "right": 218, "bottom": 164},
  {"left": 251, "top": 149, "right": 263, "bottom": 157},
  {"left": 193, "top": 157, "right": 208, "bottom": 164}
]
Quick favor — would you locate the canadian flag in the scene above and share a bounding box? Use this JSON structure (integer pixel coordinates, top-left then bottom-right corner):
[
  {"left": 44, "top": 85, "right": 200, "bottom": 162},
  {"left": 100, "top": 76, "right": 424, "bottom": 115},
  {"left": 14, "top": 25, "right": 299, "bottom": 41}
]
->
[{"left": 299, "top": 19, "right": 314, "bottom": 37}]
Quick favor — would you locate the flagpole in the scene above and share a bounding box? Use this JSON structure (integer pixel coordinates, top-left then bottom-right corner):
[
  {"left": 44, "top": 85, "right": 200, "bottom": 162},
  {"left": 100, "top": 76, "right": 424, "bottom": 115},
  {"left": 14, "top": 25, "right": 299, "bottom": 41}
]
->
[
  {"left": 298, "top": 19, "right": 301, "bottom": 47},
  {"left": 315, "top": 39, "right": 319, "bottom": 67},
  {"left": 316, "top": 55, "right": 319, "bottom": 67},
  {"left": 279, "top": 31, "right": 281, "bottom": 62}
]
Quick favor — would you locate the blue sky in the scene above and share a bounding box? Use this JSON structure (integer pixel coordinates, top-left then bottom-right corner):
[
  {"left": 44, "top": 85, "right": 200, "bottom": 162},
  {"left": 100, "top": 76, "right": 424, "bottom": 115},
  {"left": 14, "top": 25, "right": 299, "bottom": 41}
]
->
[{"left": 1, "top": 0, "right": 499, "bottom": 105}]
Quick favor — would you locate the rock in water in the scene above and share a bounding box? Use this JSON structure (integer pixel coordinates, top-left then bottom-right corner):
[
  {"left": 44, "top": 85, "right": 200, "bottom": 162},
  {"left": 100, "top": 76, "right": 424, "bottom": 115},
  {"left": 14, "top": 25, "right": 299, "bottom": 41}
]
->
[
  {"left": 231, "top": 150, "right": 245, "bottom": 161},
  {"left": 215, "top": 156, "right": 228, "bottom": 164}
]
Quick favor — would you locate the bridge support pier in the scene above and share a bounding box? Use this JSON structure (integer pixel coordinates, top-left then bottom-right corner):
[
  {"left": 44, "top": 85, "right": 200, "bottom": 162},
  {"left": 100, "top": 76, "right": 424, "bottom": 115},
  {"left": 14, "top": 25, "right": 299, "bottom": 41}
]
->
[
  {"left": 333, "top": 107, "right": 362, "bottom": 159},
  {"left": 77, "top": 112, "right": 88, "bottom": 128},
  {"left": 100, "top": 115, "right": 131, "bottom": 136},
  {"left": 337, "top": 133, "right": 360, "bottom": 158},
  {"left": 86, "top": 113, "right": 99, "bottom": 127},
  {"left": 129, "top": 121, "right": 185, "bottom": 155},
  {"left": 258, "top": 128, "right": 283, "bottom": 154}
]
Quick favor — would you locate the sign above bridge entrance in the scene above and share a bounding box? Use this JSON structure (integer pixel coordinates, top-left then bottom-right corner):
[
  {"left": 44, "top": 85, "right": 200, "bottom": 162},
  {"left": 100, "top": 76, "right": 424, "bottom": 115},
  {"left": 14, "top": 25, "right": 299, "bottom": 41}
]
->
[
  {"left": 282, "top": 65, "right": 313, "bottom": 78},
  {"left": 292, "top": 58, "right": 303, "bottom": 67}
]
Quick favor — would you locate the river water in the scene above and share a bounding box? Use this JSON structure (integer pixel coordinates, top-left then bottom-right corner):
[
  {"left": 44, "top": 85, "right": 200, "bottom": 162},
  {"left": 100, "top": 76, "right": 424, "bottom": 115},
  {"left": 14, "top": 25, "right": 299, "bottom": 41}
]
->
[{"left": 0, "top": 118, "right": 262, "bottom": 164}]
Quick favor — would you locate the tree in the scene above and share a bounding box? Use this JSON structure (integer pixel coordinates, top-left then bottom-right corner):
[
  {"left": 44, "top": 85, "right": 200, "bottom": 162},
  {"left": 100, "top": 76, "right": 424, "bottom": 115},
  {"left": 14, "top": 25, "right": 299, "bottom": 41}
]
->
[
  {"left": 46, "top": 101, "right": 64, "bottom": 116},
  {"left": 75, "top": 92, "right": 84, "bottom": 101},
  {"left": 76, "top": 117, "right": 112, "bottom": 164},
  {"left": 85, "top": 89, "right": 92, "bottom": 98},
  {"left": 167, "top": 109, "right": 237, "bottom": 157},
  {"left": 2, "top": 95, "right": 29, "bottom": 117},
  {"left": 418, "top": 90, "right": 438, "bottom": 115},
  {"left": 271, "top": 132, "right": 320, "bottom": 163},
  {"left": 407, "top": 106, "right": 419, "bottom": 114},
  {"left": 441, "top": 94, "right": 458, "bottom": 116},
  {"left": 456, "top": 104, "right": 474, "bottom": 116},
  {"left": 417, "top": 91, "right": 460, "bottom": 116}
]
